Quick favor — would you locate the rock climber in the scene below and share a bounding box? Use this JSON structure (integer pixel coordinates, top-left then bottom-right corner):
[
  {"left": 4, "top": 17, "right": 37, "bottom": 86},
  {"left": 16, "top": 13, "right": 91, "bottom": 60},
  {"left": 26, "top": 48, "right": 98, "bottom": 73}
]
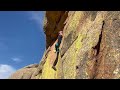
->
[
  {"left": 52, "top": 31, "right": 63, "bottom": 70},
  {"left": 54, "top": 31, "right": 63, "bottom": 53}
]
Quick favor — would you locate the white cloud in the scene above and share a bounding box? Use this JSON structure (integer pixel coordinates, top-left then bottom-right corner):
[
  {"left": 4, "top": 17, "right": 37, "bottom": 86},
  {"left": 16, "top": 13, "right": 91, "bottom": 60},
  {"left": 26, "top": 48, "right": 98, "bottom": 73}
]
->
[
  {"left": 11, "top": 57, "right": 22, "bottom": 63},
  {"left": 28, "top": 11, "right": 45, "bottom": 35},
  {"left": 0, "top": 64, "right": 16, "bottom": 79},
  {"left": 28, "top": 11, "right": 45, "bottom": 37},
  {"left": 29, "top": 11, "right": 44, "bottom": 27}
]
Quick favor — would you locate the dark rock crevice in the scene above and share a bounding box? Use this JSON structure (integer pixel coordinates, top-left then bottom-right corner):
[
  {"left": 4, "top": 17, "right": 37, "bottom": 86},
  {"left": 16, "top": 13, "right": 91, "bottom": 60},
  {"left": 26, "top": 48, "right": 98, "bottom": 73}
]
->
[
  {"left": 53, "top": 12, "right": 64, "bottom": 33},
  {"left": 92, "top": 21, "right": 105, "bottom": 56},
  {"left": 45, "top": 11, "right": 68, "bottom": 49},
  {"left": 92, "top": 21, "right": 105, "bottom": 79}
]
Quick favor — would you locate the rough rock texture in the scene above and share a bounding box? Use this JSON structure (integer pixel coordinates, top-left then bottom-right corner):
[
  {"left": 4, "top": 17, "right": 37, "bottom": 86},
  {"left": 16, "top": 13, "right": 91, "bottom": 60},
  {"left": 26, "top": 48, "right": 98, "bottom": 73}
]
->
[
  {"left": 9, "top": 64, "right": 38, "bottom": 79},
  {"left": 9, "top": 11, "right": 120, "bottom": 79},
  {"left": 44, "top": 11, "right": 68, "bottom": 48}
]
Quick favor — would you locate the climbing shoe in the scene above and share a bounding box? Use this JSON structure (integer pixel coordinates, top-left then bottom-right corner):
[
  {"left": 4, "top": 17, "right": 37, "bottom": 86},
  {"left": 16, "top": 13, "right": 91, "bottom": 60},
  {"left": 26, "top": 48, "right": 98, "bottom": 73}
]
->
[{"left": 52, "top": 66, "right": 57, "bottom": 71}]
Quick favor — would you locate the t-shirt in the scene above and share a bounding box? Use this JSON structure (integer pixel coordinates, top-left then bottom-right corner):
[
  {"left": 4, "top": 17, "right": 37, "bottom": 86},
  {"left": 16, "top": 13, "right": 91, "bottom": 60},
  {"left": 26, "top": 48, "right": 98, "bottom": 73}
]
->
[{"left": 58, "top": 35, "right": 62, "bottom": 45}]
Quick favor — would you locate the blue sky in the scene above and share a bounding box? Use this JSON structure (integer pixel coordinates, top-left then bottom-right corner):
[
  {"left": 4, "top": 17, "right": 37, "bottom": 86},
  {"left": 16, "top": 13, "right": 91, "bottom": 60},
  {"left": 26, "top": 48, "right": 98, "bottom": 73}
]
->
[{"left": 0, "top": 11, "right": 46, "bottom": 79}]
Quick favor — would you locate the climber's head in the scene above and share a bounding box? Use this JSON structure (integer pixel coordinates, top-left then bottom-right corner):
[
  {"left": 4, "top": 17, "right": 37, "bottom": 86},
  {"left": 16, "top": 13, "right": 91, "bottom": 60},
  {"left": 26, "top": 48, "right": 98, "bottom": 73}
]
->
[{"left": 59, "top": 31, "right": 63, "bottom": 35}]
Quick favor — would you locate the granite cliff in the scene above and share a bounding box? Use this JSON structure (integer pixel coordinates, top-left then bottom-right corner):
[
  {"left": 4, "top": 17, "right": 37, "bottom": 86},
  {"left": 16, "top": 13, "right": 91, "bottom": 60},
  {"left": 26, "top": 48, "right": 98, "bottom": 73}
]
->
[{"left": 9, "top": 11, "right": 120, "bottom": 79}]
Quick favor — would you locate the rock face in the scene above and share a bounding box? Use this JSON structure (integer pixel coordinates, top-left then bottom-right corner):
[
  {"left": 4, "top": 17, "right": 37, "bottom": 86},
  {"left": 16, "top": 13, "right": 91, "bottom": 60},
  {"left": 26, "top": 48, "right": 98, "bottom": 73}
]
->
[
  {"left": 44, "top": 11, "right": 68, "bottom": 48},
  {"left": 9, "top": 64, "right": 38, "bottom": 79},
  {"left": 9, "top": 11, "right": 120, "bottom": 79}
]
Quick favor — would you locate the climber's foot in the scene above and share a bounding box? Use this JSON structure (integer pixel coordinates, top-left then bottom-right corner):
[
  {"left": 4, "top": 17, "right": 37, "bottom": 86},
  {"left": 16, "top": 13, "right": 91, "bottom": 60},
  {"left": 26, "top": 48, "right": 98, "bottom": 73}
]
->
[{"left": 52, "top": 66, "right": 57, "bottom": 71}]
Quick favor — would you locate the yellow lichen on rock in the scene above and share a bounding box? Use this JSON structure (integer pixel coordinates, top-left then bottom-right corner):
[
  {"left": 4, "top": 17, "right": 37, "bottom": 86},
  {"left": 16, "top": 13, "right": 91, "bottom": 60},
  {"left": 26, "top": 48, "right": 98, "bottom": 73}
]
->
[
  {"left": 62, "top": 33, "right": 83, "bottom": 79},
  {"left": 55, "top": 52, "right": 63, "bottom": 79},
  {"left": 41, "top": 53, "right": 56, "bottom": 79},
  {"left": 9, "top": 11, "right": 120, "bottom": 79},
  {"left": 64, "top": 11, "right": 84, "bottom": 38}
]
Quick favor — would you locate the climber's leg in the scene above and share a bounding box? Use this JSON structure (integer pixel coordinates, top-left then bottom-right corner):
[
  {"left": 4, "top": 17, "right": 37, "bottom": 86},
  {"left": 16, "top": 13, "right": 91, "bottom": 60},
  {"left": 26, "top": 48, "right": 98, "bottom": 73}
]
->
[
  {"left": 55, "top": 43, "right": 60, "bottom": 53},
  {"left": 52, "top": 52, "right": 59, "bottom": 71},
  {"left": 56, "top": 48, "right": 59, "bottom": 53}
]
